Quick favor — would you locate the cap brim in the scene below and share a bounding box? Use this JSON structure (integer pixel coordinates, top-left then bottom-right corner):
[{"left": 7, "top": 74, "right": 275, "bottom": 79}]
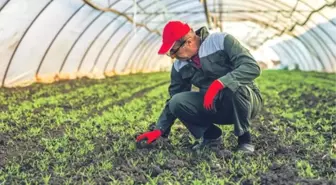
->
[{"left": 158, "top": 41, "right": 176, "bottom": 55}]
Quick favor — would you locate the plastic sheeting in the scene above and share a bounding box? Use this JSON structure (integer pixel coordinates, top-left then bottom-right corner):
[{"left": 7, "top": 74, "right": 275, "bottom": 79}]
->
[{"left": 0, "top": 0, "right": 335, "bottom": 87}]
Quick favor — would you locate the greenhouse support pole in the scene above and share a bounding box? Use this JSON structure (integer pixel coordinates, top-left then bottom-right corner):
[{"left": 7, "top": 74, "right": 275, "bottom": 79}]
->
[{"left": 133, "top": 0, "right": 137, "bottom": 36}]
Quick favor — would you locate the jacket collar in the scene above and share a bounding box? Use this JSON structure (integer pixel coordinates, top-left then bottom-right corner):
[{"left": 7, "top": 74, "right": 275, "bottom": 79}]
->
[
  {"left": 177, "top": 26, "right": 209, "bottom": 66},
  {"left": 195, "top": 26, "right": 209, "bottom": 43}
]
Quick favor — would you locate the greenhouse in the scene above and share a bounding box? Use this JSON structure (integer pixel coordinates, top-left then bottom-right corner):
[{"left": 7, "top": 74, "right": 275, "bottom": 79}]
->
[{"left": 0, "top": 0, "right": 335, "bottom": 184}]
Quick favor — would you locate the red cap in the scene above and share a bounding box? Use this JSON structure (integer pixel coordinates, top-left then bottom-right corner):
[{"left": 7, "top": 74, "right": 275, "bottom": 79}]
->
[{"left": 158, "top": 21, "right": 191, "bottom": 55}]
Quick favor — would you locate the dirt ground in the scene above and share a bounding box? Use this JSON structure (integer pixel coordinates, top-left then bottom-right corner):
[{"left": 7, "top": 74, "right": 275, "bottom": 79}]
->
[{"left": 0, "top": 71, "right": 335, "bottom": 184}]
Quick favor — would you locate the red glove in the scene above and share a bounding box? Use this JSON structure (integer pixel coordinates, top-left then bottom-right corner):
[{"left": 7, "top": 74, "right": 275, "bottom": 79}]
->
[
  {"left": 136, "top": 129, "right": 162, "bottom": 144},
  {"left": 204, "top": 79, "right": 224, "bottom": 111}
]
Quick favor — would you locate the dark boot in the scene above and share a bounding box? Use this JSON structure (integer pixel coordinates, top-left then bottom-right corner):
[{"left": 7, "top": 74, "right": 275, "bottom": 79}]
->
[
  {"left": 192, "top": 136, "right": 223, "bottom": 150},
  {"left": 235, "top": 143, "right": 255, "bottom": 153},
  {"left": 235, "top": 131, "right": 255, "bottom": 153}
]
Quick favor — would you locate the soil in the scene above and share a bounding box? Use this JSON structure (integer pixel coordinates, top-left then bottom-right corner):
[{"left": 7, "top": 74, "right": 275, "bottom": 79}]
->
[
  {"left": 0, "top": 135, "right": 8, "bottom": 169},
  {"left": 1, "top": 73, "right": 335, "bottom": 184},
  {"left": 131, "top": 85, "right": 336, "bottom": 184}
]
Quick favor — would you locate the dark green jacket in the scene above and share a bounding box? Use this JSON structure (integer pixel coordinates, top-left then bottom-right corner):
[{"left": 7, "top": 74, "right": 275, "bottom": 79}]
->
[{"left": 155, "top": 27, "right": 262, "bottom": 133}]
